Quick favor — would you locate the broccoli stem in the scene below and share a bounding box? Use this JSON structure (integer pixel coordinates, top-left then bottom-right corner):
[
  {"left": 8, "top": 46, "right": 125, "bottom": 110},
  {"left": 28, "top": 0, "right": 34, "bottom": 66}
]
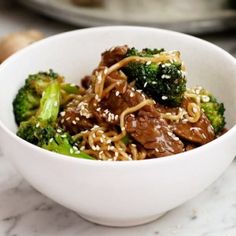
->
[{"left": 38, "top": 81, "right": 60, "bottom": 122}]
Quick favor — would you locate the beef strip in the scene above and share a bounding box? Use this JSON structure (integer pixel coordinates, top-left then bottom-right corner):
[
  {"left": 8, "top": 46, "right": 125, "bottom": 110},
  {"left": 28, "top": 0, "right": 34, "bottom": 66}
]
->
[
  {"left": 173, "top": 113, "right": 215, "bottom": 144},
  {"left": 59, "top": 97, "right": 95, "bottom": 135},
  {"left": 155, "top": 98, "right": 215, "bottom": 145},
  {"left": 100, "top": 45, "right": 128, "bottom": 67},
  {"left": 125, "top": 109, "right": 184, "bottom": 158},
  {"left": 81, "top": 75, "right": 92, "bottom": 89}
]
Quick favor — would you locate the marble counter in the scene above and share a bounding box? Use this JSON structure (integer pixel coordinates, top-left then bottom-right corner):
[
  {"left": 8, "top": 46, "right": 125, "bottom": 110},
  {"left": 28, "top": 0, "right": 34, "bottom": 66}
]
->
[{"left": 1, "top": 1, "right": 236, "bottom": 235}]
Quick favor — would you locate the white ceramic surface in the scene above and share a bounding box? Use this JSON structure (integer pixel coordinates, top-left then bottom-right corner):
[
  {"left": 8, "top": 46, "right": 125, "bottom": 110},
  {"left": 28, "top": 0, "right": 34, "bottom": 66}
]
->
[{"left": 0, "top": 26, "right": 236, "bottom": 227}]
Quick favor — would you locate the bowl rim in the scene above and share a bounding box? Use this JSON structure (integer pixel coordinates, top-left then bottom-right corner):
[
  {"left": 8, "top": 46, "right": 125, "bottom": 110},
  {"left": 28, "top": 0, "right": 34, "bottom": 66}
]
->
[{"left": 0, "top": 25, "right": 236, "bottom": 166}]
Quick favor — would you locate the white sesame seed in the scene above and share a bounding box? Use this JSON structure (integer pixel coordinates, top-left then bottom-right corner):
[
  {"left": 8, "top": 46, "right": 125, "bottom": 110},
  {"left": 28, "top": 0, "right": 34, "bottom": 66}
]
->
[
  {"left": 202, "top": 95, "right": 210, "bottom": 103},
  {"left": 192, "top": 107, "right": 198, "bottom": 113},
  {"left": 167, "top": 131, "right": 173, "bottom": 136},
  {"left": 146, "top": 61, "right": 152, "bottom": 65},
  {"left": 72, "top": 120, "right": 76, "bottom": 125},
  {"left": 60, "top": 111, "right": 66, "bottom": 117},
  {"left": 115, "top": 91, "right": 120, "bottom": 96},
  {"left": 162, "top": 95, "right": 168, "bottom": 100},
  {"left": 173, "top": 136, "right": 179, "bottom": 141},
  {"left": 130, "top": 92, "right": 135, "bottom": 97},
  {"left": 144, "top": 82, "right": 147, "bottom": 87},
  {"left": 49, "top": 138, "right": 53, "bottom": 143}
]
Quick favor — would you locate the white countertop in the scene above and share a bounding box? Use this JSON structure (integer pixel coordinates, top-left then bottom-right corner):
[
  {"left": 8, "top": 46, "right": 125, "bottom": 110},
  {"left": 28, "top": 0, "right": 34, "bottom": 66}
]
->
[{"left": 1, "top": 1, "right": 236, "bottom": 235}]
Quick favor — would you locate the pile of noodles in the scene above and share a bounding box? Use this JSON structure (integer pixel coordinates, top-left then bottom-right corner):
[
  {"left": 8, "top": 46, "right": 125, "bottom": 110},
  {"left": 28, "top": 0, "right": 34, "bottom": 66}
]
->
[{"left": 73, "top": 51, "right": 201, "bottom": 161}]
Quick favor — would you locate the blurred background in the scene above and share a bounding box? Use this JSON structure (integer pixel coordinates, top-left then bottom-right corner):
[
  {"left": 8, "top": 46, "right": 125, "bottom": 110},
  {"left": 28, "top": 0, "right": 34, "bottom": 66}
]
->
[{"left": 1, "top": 0, "right": 236, "bottom": 62}]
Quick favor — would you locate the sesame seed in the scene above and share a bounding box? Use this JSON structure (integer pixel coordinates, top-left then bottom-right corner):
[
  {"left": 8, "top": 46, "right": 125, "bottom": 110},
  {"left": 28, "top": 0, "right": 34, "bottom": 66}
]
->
[
  {"left": 162, "top": 95, "right": 168, "bottom": 100},
  {"left": 49, "top": 138, "right": 53, "bottom": 143},
  {"left": 146, "top": 61, "right": 152, "bottom": 65},
  {"left": 60, "top": 111, "right": 66, "bottom": 117},
  {"left": 57, "top": 129, "right": 62, "bottom": 133},
  {"left": 115, "top": 91, "right": 120, "bottom": 96},
  {"left": 130, "top": 92, "right": 135, "bottom": 97},
  {"left": 72, "top": 120, "right": 76, "bottom": 125},
  {"left": 144, "top": 82, "right": 147, "bottom": 87},
  {"left": 167, "top": 131, "right": 173, "bottom": 136},
  {"left": 201, "top": 95, "right": 210, "bottom": 103},
  {"left": 192, "top": 107, "right": 198, "bottom": 113},
  {"left": 173, "top": 136, "right": 179, "bottom": 141}
]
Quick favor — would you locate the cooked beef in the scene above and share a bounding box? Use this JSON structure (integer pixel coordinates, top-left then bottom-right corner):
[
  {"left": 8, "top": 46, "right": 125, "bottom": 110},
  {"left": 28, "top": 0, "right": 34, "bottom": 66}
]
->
[
  {"left": 125, "top": 109, "right": 184, "bottom": 158},
  {"left": 155, "top": 98, "right": 215, "bottom": 145},
  {"left": 173, "top": 113, "right": 215, "bottom": 144},
  {"left": 185, "top": 142, "right": 198, "bottom": 151},
  {"left": 81, "top": 75, "right": 92, "bottom": 89},
  {"left": 100, "top": 45, "right": 128, "bottom": 67},
  {"left": 59, "top": 97, "right": 95, "bottom": 135}
]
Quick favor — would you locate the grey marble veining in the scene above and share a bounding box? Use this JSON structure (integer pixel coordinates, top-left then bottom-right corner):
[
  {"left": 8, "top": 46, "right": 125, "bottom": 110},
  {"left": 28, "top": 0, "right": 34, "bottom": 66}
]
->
[{"left": 0, "top": 1, "right": 236, "bottom": 235}]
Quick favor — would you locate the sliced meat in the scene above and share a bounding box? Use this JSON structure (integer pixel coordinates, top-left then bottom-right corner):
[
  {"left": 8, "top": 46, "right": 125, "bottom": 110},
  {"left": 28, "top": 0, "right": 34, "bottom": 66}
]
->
[
  {"left": 59, "top": 97, "right": 95, "bottom": 135},
  {"left": 125, "top": 109, "right": 184, "bottom": 158},
  {"left": 100, "top": 45, "right": 128, "bottom": 67},
  {"left": 81, "top": 75, "right": 92, "bottom": 89},
  {"left": 173, "top": 113, "right": 215, "bottom": 144}
]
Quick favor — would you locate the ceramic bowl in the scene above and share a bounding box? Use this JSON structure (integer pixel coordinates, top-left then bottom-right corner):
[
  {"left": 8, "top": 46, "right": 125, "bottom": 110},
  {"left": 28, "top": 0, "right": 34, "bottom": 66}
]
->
[{"left": 0, "top": 26, "right": 236, "bottom": 227}]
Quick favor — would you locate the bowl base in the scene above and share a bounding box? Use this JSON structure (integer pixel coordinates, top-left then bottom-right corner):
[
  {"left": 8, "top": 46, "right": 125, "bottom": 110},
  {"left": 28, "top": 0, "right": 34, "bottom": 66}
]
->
[{"left": 79, "top": 212, "right": 167, "bottom": 227}]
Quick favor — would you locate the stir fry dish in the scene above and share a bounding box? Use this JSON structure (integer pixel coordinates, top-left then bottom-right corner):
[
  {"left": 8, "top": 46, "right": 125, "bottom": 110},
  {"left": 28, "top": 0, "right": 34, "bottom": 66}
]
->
[{"left": 13, "top": 46, "right": 226, "bottom": 161}]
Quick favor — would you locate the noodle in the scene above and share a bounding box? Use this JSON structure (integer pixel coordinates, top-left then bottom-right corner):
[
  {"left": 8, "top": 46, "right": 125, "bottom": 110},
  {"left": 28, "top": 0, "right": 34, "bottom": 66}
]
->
[
  {"left": 95, "top": 51, "right": 181, "bottom": 98},
  {"left": 72, "top": 49, "right": 204, "bottom": 161},
  {"left": 111, "top": 99, "right": 154, "bottom": 142}
]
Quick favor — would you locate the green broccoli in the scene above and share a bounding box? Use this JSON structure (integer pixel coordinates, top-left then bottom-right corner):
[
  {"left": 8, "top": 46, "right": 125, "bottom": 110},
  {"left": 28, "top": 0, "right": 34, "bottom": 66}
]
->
[
  {"left": 13, "top": 70, "right": 80, "bottom": 125},
  {"left": 126, "top": 47, "right": 164, "bottom": 57},
  {"left": 198, "top": 88, "right": 225, "bottom": 134},
  {"left": 122, "top": 47, "right": 187, "bottom": 106},
  {"left": 17, "top": 81, "right": 94, "bottom": 160}
]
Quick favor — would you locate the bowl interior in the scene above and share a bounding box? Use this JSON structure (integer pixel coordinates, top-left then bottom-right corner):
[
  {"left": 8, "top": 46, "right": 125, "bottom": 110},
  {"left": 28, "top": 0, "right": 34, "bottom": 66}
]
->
[{"left": 0, "top": 26, "right": 236, "bottom": 134}]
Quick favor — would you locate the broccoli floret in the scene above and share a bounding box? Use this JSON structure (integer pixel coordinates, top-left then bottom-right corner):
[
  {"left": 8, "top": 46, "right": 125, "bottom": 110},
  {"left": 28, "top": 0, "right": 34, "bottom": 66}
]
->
[
  {"left": 42, "top": 133, "right": 93, "bottom": 160},
  {"left": 123, "top": 48, "right": 186, "bottom": 106},
  {"left": 13, "top": 87, "right": 41, "bottom": 125},
  {"left": 17, "top": 81, "right": 94, "bottom": 160},
  {"left": 126, "top": 47, "right": 164, "bottom": 57},
  {"left": 13, "top": 70, "right": 80, "bottom": 124},
  {"left": 199, "top": 88, "right": 226, "bottom": 134}
]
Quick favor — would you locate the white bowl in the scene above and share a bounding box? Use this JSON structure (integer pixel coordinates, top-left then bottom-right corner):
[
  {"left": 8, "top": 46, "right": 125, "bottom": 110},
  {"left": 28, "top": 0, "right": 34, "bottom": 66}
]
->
[{"left": 0, "top": 26, "right": 236, "bottom": 227}]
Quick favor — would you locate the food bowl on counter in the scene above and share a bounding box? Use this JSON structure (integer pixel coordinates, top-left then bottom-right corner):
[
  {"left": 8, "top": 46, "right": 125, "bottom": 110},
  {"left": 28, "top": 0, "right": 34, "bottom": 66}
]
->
[{"left": 0, "top": 26, "right": 236, "bottom": 227}]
